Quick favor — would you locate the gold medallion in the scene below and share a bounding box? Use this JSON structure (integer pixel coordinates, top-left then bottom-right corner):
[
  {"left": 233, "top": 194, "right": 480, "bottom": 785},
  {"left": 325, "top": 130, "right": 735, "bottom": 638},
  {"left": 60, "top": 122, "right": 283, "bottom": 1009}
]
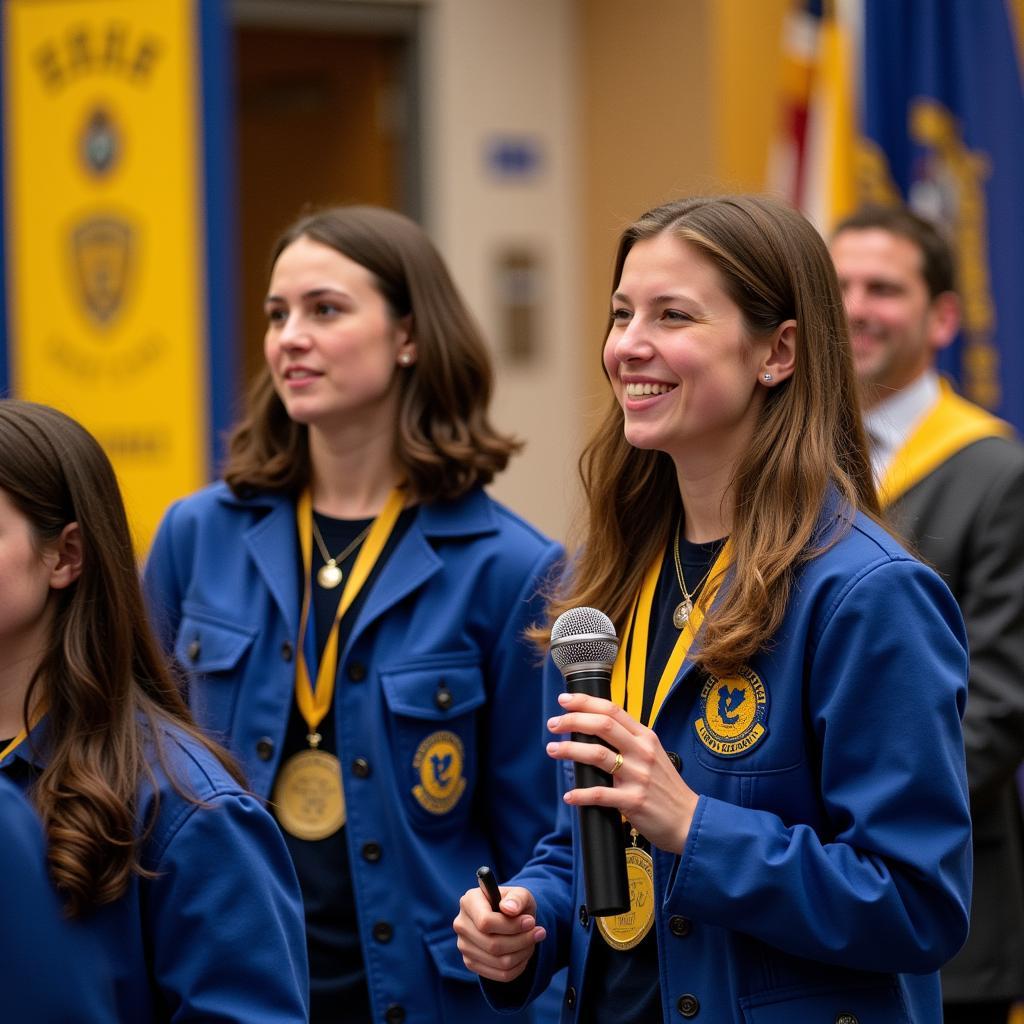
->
[
  {"left": 316, "top": 561, "right": 343, "bottom": 589},
  {"left": 272, "top": 748, "right": 346, "bottom": 840},
  {"left": 596, "top": 845, "right": 655, "bottom": 950},
  {"left": 672, "top": 599, "right": 692, "bottom": 629}
]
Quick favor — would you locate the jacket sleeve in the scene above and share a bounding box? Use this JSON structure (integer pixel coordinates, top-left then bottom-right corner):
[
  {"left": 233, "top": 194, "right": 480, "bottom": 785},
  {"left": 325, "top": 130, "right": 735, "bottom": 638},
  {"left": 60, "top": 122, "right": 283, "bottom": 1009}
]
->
[
  {"left": 0, "top": 782, "right": 119, "bottom": 1022},
  {"left": 955, "top": 451, "right": 1024, "bottom": 805},
  {"left": 665, "top": 557, "right": 973, "bottom": 973},
  {"left": 481, "top": 541, "right": 567, "bottom": 880},
  {"left": 143, "top": 791, "right": 310, "bottom": 1023},
  {"left": 482, "top": 660, "right": 579, "bottom": 1013}
]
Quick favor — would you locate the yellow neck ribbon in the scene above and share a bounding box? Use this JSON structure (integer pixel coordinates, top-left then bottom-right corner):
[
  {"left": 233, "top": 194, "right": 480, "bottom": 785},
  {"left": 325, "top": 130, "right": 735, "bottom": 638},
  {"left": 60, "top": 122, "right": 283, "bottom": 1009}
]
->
[
  {"left": 295, "top": 487, "right": 405, "bottom": 742},
  {"left": 878, "top": 379, "right": 1012, "bottom": 506},
  {"left": 0, "top": 729, "right": 28, "bottom": 762},
  {"left": 610, "top": 539, "right": 734, "bottom": 728}
]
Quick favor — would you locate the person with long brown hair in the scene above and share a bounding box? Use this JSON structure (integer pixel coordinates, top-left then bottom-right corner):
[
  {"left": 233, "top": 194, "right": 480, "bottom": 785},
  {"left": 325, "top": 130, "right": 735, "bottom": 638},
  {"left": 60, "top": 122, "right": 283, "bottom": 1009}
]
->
[
  {"left": 454, "top": 195, "right": 973, "bottom": 1023},
  {"left": 0, "top": 400, "right": 307, "bottom": 1022},
  {"left": 144, "top": 205, "right": 562, "bottom": 1023}
]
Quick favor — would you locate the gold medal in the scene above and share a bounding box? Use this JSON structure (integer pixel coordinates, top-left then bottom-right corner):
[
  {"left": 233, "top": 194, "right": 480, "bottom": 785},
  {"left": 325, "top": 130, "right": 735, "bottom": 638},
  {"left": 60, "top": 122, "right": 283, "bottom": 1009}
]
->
[
  {"left": 596, "top": 838, "right": 655, "bottom": 950},
  {"left": 272, "top": 747, "right": 346, "bottom": 841}
]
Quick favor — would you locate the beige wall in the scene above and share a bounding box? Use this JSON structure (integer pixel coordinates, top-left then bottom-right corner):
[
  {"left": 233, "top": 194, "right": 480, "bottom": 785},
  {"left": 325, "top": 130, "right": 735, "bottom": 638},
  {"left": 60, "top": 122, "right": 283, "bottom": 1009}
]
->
[{"left": 420, "top": 0, "right": 583, "bottom": 540}]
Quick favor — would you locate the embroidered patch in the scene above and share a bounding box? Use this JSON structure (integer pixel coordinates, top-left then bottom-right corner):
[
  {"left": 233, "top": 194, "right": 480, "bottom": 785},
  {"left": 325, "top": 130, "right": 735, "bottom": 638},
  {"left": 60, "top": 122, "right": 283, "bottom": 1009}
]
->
[
  {"left": 694, "top": 666, "right": 768, "bottom": 757},
  {"left": 412, "top": 730, "right": 467, "bottom": 814}
]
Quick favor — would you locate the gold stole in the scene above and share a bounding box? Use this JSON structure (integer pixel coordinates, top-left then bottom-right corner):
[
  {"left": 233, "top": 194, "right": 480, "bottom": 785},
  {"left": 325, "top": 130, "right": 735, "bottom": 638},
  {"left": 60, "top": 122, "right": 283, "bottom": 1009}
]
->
[{"left": 878, "top": 380, "right": 1012, "bottom": 507}]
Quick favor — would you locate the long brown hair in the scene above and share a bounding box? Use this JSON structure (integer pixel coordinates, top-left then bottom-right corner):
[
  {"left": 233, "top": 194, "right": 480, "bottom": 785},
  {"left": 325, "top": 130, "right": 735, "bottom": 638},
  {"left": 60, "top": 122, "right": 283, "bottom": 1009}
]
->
[
  {"left": 224, "top": 204, "right": 519, "bottom": 501},
  {"left": 544, "top": 195, "right": 878, "bottom": 676},
  {"left": 0, "top": 401, "right": 243, "bottom": 916}
]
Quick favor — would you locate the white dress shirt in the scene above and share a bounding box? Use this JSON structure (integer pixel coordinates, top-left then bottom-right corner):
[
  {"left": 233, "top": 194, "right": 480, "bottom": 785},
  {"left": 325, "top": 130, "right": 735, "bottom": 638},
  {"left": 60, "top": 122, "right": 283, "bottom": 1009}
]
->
[{"left": 862, "top": 370, "right": 940, "bottom": 485}]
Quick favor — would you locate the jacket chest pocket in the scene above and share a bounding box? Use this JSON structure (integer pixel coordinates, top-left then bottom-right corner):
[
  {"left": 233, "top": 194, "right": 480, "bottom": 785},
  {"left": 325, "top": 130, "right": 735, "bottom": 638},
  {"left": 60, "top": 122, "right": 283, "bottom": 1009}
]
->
[
  {"left": 740, "top": 981, "right": 909, "bottom": 1023},
  {"left": 380, "top": 656, "right": 486, "bottom": 829},
  {"left": 174, "top": 603, "right": 257, "bottom": 741}
]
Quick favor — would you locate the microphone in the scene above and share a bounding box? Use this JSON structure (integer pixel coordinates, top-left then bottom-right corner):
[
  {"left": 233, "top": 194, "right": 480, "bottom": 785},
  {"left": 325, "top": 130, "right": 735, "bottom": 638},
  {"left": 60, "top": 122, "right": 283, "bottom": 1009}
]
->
[{"left": 550, "top": 607, "right": 630, "bottom": 917}]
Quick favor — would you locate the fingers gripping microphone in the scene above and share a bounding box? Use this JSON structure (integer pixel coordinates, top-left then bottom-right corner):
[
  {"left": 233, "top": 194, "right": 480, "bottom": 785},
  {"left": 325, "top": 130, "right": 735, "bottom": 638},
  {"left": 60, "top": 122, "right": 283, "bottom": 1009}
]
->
[{"left": 550, "top": 608, "right": 630, "bottom": 917}]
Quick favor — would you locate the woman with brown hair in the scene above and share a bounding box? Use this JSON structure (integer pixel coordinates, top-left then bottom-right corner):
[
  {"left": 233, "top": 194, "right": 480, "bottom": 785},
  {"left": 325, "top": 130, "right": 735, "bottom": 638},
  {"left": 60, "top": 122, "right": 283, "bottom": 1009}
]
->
[
  {"left": 0, "top": 400, "right": 307, "bottom": 1022},
  {"left": 144, "top": 205, "right": 562, "bottom": 1023},
  {"left": 454, "top": 195, "right": 973, "bottom": 1023}
]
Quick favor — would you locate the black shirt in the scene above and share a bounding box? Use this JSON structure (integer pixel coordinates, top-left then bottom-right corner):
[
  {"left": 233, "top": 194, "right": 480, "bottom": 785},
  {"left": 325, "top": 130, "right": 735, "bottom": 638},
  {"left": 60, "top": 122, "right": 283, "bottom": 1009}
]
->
[
  {"left": 279, "top": 506, "right": 415, "bottom": 1024},
  {"left": 580, "top": 533, "right": 725, "bottom": 1024}
]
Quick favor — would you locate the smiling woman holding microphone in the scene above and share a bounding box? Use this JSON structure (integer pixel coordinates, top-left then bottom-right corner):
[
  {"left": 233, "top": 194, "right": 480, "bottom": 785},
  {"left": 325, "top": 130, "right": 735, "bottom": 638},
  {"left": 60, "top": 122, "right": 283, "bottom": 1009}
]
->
[{"left": 454, "top": 195, "right": 973, "bottom": 1023}]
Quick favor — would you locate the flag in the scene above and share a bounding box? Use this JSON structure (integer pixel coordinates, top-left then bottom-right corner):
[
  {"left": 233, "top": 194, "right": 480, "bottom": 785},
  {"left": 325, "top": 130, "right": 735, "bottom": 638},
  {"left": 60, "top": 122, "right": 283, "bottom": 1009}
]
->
[{"left": 771, "top": 0, "right": 1024, "bottom": 430}]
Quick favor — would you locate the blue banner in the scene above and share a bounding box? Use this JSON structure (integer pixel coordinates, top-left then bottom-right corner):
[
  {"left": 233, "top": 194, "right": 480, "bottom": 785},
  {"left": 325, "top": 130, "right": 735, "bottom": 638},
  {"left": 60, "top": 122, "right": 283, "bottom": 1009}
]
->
[{"left": 861, "top": 0, "right": 1024, "bottom": 430}]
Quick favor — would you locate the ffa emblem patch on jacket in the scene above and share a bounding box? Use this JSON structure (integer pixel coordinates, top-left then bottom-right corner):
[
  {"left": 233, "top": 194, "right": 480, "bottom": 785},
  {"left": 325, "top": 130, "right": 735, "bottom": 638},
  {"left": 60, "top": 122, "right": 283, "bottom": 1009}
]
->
[
  {"left": 412, "top": 731, "right": 467, "bottom": 813},
  {"left": 694, "top": 666, "right": 768, "bottom": 757}
]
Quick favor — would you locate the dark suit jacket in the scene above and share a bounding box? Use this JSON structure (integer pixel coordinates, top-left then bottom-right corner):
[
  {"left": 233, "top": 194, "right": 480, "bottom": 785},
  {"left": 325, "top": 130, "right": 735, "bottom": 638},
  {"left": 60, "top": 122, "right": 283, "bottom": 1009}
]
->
[{"left": 888, "top": 434, "right": 1024, "bottom": 1002}]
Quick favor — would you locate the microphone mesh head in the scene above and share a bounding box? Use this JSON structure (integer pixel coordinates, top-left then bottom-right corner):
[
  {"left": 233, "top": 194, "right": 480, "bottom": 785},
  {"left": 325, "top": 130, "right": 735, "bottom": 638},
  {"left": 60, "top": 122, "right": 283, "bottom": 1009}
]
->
[{"left": 550, "top": 607, "right": 619, "bottom": 671}]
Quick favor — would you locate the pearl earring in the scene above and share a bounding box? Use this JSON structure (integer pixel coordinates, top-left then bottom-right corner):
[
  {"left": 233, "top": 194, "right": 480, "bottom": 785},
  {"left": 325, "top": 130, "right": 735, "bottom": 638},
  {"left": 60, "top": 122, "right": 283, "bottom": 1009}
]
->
[
  {"left": 763, "top": 372, "right": 773, "bottom": 382},
  {"left": 399, "top": 353, "right": 413, "bottom": 366}
]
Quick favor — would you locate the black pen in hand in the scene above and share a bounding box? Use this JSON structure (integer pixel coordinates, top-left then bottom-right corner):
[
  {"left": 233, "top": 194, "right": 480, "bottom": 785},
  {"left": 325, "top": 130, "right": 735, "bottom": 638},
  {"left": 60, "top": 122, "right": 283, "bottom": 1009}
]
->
[{"left": 476, "top": 865, "right": 502, "bottom": 912}]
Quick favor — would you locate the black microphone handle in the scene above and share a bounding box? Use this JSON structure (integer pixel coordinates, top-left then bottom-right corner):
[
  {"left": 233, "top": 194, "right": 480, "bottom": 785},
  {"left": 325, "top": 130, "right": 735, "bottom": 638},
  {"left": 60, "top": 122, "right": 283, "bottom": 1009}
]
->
[{"left": 564, "top": 664, "right": 630, "bottom": 917}]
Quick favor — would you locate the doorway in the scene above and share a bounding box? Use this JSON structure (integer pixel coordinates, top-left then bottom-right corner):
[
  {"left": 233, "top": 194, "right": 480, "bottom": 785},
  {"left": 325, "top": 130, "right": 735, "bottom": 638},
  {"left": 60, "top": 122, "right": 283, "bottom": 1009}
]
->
[{"left": 232, "top": 3, "right": 418, "bottom": 385}]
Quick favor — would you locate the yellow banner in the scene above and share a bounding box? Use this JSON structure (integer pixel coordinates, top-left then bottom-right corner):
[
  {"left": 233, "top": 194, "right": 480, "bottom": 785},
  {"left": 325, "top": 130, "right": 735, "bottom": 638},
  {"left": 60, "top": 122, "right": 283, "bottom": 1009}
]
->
[{"left": 3, "top": 0, "right": 208, "bottom": 553}]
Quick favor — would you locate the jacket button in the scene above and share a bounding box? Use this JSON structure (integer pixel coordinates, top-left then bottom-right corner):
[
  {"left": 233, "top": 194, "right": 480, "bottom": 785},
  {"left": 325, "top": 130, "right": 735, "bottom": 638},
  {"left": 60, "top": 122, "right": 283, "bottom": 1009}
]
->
[
  {"left": 669, "top": 915, "right": 691, "bottom": 937},
  {"left": 347, "top": 661, "right": 367, "bottom": 682},
  {"left": 434, "top": 681, "right": 454, "bottom": 710},
  {"left": 186, "top": 639, "right": 201, "bottom": 662},
  {"left": 566, "top": 986, "right": 576, "bottom": 1009},
  {"left": 255, "top": 737, "right": 275, "bottom": 761},
  {"left": 835, "top": 1016, "right": 859, "bottom": 1024},
  {"left": 372, "top": 921, "right": 393, "bottom": 943},
  {"left": 667, "top": 751, "right": 682, "bottom": 771},
  {"left": 578, "top": 905, "right": 590, "bottom": 928},
  {"left": 384, "top": 1006, "right": 405, "bottom": 1024},
  {"left": 677, "top": 994, "right": 700, "bottom": 1017},
  {"left": 361, "top": 841, "right": 382, "bottom": 863},
  {"left": 280, "top": 641, "right": 293, "bottom": 662},
  {"left": 352, "top": 757, "right": 371, "bottom": 779}
]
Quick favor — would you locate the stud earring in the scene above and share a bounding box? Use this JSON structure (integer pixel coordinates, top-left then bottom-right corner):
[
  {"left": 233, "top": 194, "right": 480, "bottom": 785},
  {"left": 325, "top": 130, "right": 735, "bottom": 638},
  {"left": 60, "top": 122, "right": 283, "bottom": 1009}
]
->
[
  {"left": 763, "top": 372, "right": 773, "bottom": 382},
  {"left": 399, "top": 353, "right": 413, "bottom": 366}
]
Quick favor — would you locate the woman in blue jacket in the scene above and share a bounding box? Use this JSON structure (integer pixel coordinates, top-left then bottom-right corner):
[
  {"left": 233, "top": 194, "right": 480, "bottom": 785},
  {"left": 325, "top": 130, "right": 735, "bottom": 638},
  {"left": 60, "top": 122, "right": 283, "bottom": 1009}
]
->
[
  {"left": 454, "top": 195, "right": 972, "bottom": 1023},
  {"left": 0, "top": 401, "right": 308, "bottom": 1022},
  {"left": 144, "top": 205, "right": 562, "bottom": 1023}
]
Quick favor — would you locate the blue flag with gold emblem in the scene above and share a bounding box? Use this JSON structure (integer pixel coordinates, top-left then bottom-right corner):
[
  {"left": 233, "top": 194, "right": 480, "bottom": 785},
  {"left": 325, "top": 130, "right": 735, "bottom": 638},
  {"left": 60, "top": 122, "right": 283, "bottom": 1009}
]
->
[
  {"left": 771, "top": 0, "right": 1024, "bottom": 430},
  {"left": 860, "top": 0, "right": 1024, "bottom": 430}
]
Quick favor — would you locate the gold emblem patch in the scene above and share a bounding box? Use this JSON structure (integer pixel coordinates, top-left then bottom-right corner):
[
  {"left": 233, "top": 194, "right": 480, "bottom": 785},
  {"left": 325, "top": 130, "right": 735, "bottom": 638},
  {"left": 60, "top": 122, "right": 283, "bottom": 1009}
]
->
[
  {"left": 694, "top": 666, "right": 769, "bottom": 757},
  {"left": 412, "top": 730, "right": 467, "bottom": 814}
]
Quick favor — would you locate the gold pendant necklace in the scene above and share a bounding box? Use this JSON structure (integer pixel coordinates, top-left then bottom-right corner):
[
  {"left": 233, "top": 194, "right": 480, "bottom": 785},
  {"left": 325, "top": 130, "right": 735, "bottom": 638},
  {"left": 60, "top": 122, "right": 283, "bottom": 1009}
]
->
[
  {"left": 672, "top": 517, "right": 716, "bottom": 629},
  {"left": 311, "top": 516, "right": 373, "bottom": 590}
]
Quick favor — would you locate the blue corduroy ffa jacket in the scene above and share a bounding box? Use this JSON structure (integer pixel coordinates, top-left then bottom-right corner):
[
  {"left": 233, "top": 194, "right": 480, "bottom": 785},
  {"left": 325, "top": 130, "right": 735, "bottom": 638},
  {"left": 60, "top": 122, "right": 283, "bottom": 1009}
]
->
[
  {"left": 487, "top": 504, "right": 972, "bottom": 1024},
  {"left": 145, "top": 481, "right": 564, "bottom": 1024}
]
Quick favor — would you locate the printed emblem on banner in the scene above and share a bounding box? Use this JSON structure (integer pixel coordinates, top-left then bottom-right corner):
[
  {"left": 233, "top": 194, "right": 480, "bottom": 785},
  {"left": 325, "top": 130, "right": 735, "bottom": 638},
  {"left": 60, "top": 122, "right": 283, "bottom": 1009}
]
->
[
  {"left": 694, "top": 666, "right": 768, "bottom": 757},
  {"left": 70, "top": 216, "right": 134, "bottom": 328},
  {"left": 412, "top": 730, "right": 467, "bottom": 814},
  {"left": 80, "top": 107, "right": 120, "bottom": 177}
]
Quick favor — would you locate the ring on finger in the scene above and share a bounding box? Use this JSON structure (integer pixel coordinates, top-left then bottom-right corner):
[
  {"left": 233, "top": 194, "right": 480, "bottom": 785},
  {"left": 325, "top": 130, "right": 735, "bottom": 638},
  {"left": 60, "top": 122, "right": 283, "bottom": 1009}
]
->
[{"left": 609, "top": 751, "right": 624, "bottom": 775}]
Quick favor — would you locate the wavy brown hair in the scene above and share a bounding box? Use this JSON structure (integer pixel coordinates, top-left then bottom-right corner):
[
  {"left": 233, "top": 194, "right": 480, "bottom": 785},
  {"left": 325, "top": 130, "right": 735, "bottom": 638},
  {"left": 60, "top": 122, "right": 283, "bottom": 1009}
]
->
[
  {"left": 224, "top": 204, "right": 519, "bottom": 501},
  {"left": 0, "top": 401, "right": 243, "bottom": 916},
  {"left": 542, "top": 195, "right": 879, "bottom": 676}
]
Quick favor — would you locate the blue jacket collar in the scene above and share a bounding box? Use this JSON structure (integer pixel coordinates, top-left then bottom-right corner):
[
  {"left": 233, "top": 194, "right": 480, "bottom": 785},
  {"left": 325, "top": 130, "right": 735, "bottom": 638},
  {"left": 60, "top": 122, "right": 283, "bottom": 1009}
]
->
[
  {"left": 0, "top": 717, "right": 51, "bottom": 771},
  {"left": 222, "top": 484, "right": 499, "bottom": 641},
  {"left": 217, "top": 483, "right": 499, "bottom": 539}
]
